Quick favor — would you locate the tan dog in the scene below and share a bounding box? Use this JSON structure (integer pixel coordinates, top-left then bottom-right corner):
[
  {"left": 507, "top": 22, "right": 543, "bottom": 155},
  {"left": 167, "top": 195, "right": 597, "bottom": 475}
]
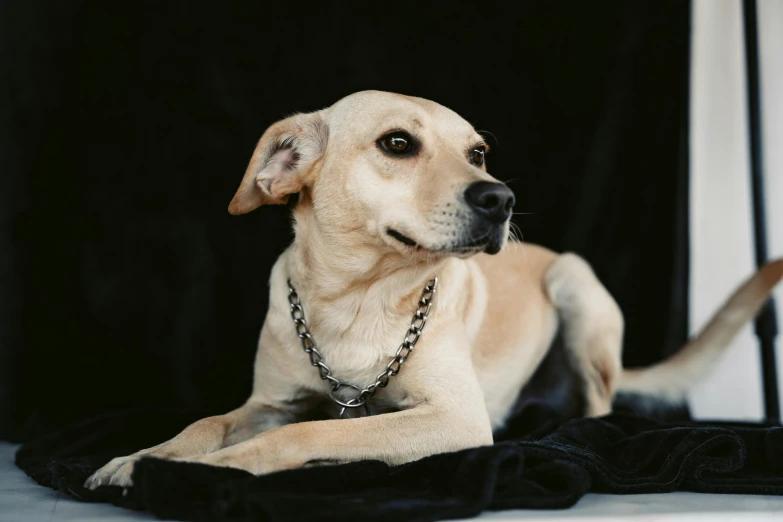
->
[{"left": 86, "top": 90, "right": 783, "bottom": 488}]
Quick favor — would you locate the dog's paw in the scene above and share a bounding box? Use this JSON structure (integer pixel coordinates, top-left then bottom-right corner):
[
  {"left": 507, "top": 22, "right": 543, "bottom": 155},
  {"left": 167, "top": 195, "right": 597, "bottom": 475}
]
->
[{"left": 84, "top": 455, "right": 139, "bottom": 490}]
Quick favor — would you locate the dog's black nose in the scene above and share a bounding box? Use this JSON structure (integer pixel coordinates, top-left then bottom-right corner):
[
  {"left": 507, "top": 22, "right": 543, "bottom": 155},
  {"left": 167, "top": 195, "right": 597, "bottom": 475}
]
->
[{"left": 464, "top": 181, "right": 515, "bottom": 223}]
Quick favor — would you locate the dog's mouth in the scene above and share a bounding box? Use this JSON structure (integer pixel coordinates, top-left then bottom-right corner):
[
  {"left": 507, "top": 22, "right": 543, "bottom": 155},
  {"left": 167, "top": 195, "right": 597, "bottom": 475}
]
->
[
  {"left": 386, "top": 228, "right": 420, "bottom": 248},
  {"left": 458, "top": 231, "right": 492, "bottom": 250},
  {"left": 386, "top": 227, "right": 503, "bottom": 255},
  {"left": 445, "top": 231, "right": 501, "bottom": 256}
]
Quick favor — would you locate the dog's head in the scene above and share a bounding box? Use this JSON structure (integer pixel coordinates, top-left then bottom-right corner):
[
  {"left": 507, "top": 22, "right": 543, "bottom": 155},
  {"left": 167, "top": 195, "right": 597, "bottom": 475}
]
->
[{"left": 229, "top": 91, "right": 514, "bottom": 258}]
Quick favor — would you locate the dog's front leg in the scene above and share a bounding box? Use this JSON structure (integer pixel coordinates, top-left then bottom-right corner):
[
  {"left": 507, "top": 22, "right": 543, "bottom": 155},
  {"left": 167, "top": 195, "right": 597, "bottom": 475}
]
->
[
  {"left": 180, "top": 400, "right": 493, "bottom": 475},
  {"left": 178, "top": 321, "right": 495, "bottom": 474},
  {"left": 84, "top": 402, "right": 292, "bottom": 489}
]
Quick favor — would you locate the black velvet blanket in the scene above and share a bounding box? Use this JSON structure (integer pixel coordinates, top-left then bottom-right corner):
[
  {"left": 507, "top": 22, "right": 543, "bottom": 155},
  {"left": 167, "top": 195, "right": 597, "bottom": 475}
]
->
[{"left": 15, "top": 409, "right": 783, "bottom": 522}]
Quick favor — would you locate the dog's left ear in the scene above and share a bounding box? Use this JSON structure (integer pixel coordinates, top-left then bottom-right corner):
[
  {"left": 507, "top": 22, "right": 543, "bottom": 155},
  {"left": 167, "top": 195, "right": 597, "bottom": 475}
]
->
[{"left": 228, "top": 111, "right": 328, "bottom": 215}]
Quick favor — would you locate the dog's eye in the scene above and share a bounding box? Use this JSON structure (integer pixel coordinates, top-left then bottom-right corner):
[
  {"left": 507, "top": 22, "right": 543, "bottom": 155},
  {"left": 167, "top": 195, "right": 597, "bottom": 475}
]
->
[
  {"left": 379, "top": 132, "right": 413, "bottom": 154},
  {"left": 470, "top": 147, "right": 486, "bottom": 166}
]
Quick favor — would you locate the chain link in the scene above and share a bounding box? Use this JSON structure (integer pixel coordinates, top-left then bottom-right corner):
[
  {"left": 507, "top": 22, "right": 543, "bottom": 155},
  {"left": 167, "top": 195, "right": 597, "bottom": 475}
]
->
[{"left": 287, "top": 276, "right": 438, "bottom": 418}]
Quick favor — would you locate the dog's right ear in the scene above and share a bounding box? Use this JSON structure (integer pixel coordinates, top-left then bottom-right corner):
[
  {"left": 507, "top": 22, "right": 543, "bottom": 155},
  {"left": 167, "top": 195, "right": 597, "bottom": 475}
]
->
[{"left": 228, "top": 111, "right": 328, "bottom": 215}]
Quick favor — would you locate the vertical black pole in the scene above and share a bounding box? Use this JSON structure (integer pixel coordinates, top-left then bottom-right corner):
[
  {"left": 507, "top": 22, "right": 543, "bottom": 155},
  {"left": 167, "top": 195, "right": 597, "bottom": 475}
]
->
[{"left": 742, "top": 0, "right": 780, "bottom": 423}]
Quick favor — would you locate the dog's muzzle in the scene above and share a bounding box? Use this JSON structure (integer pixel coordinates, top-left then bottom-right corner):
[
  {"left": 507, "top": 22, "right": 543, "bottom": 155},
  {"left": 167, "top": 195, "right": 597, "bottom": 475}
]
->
[{"left": 462, "top": 181, "right": 515, "bottom": 254}]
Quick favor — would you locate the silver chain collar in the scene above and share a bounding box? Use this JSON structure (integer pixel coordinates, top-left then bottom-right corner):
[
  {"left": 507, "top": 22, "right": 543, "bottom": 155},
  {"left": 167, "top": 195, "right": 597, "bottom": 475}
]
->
[{"left": 287, "top": 277, "right": 438, "bottom": 419}]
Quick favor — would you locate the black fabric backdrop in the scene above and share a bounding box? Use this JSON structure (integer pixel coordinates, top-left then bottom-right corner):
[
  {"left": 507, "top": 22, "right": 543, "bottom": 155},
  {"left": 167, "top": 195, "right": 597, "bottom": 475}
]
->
[{"left": 0, "top": 0, "right": 691, "bottom": 442}]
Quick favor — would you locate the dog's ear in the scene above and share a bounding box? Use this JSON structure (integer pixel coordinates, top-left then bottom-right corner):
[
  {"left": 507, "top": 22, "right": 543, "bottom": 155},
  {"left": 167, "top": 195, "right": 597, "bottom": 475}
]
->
[{"left": 228, "top": 111, "right": 328, "bottom": 215}]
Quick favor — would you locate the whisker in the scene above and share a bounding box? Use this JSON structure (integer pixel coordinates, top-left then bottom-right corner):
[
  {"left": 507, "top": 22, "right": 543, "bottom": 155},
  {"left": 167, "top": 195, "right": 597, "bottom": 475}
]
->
[
  {"left": 508, "top": 222, "right": 524, "bottom": 243},
  {"left": 477, "top": 129, "right": 499, "bottom": 146}
]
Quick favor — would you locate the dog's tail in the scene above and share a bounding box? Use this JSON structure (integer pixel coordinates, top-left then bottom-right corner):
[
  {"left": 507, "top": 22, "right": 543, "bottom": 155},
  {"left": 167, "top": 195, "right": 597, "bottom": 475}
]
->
[{"left": 615, "top": 258, "right": 783, "bottom": 404}]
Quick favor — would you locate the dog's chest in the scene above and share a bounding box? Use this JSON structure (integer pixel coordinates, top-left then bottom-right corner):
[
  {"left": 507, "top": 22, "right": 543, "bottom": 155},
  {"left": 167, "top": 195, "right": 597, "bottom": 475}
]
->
[
  {"left": 267, "top": 289, "right": 418, "bottom": 410},
  {"left": 306, "top": 305, "right": 410, "bottom": 387}
]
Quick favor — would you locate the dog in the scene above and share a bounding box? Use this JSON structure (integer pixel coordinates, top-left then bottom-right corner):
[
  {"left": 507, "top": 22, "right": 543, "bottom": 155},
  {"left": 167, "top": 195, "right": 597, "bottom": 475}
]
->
[{"left": 86, "top": 90, "right": 783, "bottom": 488}]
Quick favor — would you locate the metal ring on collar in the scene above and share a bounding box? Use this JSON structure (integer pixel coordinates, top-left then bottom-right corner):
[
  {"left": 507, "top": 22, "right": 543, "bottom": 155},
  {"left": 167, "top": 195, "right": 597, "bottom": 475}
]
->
[{"left": 328, "top": 383, "right": 365, "bottom": 408}]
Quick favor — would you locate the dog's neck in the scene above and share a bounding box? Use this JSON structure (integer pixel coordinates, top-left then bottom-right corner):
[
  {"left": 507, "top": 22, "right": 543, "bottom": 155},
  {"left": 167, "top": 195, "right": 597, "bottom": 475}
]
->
[{"left": 286, "top": 203, "right": 444, "bottom": 335}]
